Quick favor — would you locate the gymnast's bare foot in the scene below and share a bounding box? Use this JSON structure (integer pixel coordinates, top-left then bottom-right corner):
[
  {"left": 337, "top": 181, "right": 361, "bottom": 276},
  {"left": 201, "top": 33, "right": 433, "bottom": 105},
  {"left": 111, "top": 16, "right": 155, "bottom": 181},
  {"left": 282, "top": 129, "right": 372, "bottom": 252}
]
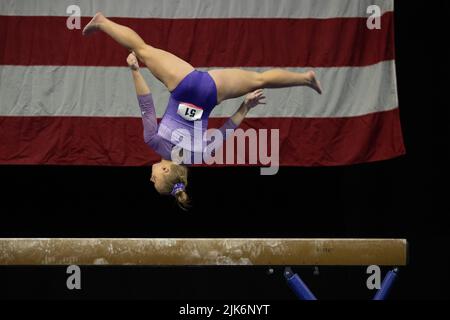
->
[
  {"left": 306, "top": 71, "right": 323, "bottom": 95},
  {"left": 82, "top": 12, "right": 106, "bottom": 36}
]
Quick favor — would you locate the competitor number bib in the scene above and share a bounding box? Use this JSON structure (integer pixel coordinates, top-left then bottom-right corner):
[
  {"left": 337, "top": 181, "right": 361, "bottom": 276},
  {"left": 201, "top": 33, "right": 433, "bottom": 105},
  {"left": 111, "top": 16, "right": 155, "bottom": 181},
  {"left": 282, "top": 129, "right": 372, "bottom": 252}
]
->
[{"left": 177, "top": 103, "right": 204, "bottom": 121}]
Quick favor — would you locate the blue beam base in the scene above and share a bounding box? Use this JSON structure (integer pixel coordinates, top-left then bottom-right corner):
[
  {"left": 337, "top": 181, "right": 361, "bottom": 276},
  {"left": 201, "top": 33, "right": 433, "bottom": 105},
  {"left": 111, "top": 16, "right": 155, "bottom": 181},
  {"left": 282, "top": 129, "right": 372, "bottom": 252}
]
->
[
  {"left": 373, "top": 268, "right": 399, "bottom": 300},
  {"left": 284, "top": 267, "right": 317, "bottom": 300}
]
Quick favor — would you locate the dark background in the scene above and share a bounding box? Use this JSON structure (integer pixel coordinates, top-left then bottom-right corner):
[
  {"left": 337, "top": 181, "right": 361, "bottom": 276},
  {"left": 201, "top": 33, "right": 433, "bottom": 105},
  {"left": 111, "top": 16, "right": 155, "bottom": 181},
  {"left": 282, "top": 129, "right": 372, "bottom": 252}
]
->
[{"left": 0, "top": 0, "right": 448, "bottom": 300}]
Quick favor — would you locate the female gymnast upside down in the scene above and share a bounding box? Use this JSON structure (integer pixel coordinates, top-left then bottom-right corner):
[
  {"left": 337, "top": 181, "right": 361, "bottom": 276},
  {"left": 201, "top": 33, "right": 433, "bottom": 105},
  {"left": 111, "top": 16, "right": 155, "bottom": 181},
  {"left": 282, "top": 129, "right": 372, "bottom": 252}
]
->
[{"left": 83, "top": 12, "right": 322, "bottom": 210}]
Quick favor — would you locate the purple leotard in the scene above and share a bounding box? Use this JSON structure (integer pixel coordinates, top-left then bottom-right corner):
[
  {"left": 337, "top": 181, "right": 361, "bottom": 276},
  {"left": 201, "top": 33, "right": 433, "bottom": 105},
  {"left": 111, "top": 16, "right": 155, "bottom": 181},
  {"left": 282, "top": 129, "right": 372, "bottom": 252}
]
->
[{"left": 138, "top": 70, "right": 237, "bottom": 163}]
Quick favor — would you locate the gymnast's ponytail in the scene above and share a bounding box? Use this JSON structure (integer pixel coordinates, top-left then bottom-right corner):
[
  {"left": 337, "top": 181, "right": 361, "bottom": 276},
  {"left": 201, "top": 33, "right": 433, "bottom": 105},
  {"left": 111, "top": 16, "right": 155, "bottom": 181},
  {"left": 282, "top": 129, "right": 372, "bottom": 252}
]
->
[
  {"left": 173, "top": 187, "right": 191, "bottom": 211},
  {"left": 164, "top": 164, "right": 191, "bottom": 211}
]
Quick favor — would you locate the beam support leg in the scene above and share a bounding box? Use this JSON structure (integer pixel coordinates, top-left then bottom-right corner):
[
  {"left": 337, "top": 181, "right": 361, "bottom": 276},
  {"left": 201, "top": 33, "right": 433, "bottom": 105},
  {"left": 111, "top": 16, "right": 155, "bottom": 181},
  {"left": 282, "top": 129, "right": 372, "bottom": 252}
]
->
[
  {"left": 284, "top": 267, "right": 317, "bottom": 300},
  {"left": 373, "top": 268, "right": 399, "bottom": 300}
]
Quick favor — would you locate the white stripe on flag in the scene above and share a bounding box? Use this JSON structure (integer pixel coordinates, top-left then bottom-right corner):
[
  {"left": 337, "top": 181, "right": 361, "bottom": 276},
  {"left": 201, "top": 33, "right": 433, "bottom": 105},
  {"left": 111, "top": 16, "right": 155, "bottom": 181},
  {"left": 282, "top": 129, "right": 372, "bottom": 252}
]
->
[
  {"left": 0, "top": 61, "right": 398, "bottom": 118},
  {"left": 0, "top": 0, "right": 393, "bottom": 19}
]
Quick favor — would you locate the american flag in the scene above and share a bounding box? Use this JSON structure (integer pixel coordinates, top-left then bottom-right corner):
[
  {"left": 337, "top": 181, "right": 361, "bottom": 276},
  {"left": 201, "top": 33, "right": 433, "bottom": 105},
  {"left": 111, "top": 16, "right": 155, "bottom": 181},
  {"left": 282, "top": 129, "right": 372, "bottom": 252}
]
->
[{"left": 0, "top": 0, "right": 404, "bottom": 166}]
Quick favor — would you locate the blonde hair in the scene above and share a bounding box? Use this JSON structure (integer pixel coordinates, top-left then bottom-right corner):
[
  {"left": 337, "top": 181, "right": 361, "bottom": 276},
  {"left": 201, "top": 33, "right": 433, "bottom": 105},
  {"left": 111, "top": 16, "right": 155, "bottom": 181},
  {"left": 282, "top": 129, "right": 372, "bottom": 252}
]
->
[{"left": 160, "top": 163, "right": 191, "bottom": 210}]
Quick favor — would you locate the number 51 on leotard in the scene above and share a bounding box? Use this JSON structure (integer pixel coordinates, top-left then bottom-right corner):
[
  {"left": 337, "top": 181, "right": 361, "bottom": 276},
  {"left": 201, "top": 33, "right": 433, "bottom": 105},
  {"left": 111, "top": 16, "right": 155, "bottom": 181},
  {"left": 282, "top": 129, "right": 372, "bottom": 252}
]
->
[{"left": 177, "top": 103, "right": 204, "bottom": 121}]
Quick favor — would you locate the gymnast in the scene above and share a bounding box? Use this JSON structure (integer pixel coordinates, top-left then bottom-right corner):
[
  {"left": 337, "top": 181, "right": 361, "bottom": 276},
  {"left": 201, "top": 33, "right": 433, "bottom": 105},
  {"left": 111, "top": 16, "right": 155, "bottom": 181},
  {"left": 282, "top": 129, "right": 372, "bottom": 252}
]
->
[{"left": 83, "top": 13, "right": 322, "bottom": 210}]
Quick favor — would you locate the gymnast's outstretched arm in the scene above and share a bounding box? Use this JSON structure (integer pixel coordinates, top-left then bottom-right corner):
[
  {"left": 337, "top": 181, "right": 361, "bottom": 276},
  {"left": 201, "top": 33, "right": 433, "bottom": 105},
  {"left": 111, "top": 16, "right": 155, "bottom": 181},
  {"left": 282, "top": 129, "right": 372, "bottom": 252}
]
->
[
  {"left": 128, "top": 54, "right": 174, "bottom": 160},
  {"left": 127, "top": 53, "right": 156, "bottom": 143},
  {"left": 128, "top": 52, "right": 150, "bottom": 96},
  {"left": 127, "top": 53, "right": 168, "bottom": 154}
]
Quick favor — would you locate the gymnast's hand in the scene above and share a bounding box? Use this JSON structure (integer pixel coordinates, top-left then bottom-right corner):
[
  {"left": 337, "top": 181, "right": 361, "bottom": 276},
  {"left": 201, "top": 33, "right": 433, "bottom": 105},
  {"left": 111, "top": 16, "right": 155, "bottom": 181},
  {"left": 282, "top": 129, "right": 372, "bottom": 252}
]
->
[
  {"left": 230, "top": 90, "right": 267, "bottom": 127},
  {"left": 244, "top": 89, "right": 266, "bottom": 110},
  {"left": 127, "top": 52, "right": 140, "bottom": 71}
]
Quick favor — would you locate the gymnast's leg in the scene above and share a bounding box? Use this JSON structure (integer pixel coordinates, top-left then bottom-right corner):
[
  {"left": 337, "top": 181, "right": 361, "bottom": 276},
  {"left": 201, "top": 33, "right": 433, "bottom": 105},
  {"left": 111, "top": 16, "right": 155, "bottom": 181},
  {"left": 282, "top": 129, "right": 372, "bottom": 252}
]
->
[
  {"left": 83, "top": 13, "right": 194, "bottom": 91},
  {"left": 208, "top": 68, "right": 322, "bottom": 104}
]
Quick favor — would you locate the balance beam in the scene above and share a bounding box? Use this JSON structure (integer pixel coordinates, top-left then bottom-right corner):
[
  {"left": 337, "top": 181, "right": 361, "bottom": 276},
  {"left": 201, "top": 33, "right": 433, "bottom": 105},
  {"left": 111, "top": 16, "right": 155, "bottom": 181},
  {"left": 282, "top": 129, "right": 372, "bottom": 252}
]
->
[{"left": 0, "top": 238, "right": 408, "bottom": 266}]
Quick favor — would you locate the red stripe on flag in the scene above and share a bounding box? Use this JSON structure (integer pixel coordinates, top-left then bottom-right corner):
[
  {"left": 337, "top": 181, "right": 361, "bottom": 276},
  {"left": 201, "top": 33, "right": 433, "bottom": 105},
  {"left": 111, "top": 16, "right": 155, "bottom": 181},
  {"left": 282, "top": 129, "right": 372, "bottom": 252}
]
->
[
  {"left": 0, "top": 109, "right": 405, "bottom": 167},
  {"left": 0, "top": 13, "right": 394, "bottom": 67}
]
